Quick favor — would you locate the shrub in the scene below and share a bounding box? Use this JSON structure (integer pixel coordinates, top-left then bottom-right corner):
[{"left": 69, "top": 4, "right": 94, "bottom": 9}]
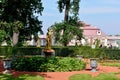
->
[
  {"left": 11, "top": 57, "right": 86, "bottom": 72},
  {"left": 103, "top": 49, "right": 120, "bottom": 60},
  {"left": 1, "top": 46, "right": 120, "bottom": 60},
  {"left": 0, "top": 30, "right": 7, "bottom": 45}
]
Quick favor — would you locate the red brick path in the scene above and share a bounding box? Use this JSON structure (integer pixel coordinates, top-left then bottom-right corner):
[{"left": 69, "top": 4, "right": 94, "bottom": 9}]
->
[{"left": 0, "top": 60, "right": 120, "bottom": 80}]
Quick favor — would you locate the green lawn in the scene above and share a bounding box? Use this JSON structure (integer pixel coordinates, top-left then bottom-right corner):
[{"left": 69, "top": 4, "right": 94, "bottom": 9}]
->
[
  {"left": 101, "top": 62, "right": 120, "bottom": 68},
  {"left": 69, "top": 73, "right": 120, "bottom": 80},
  {"left": 0, "top": 74, "right": 44, "bottom": 80}
]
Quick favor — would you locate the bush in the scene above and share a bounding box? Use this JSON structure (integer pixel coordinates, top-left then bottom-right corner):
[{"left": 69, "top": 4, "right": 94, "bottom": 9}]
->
[
  {"left": 11, "top": 57, "right": 86, "bottom": 72},
  {"left": 0, "top": 47, "right": 43, "bottom": 57},
  {"left": 0, "top": 30, "right": 7, "bottom": 44},
  {"left": 103, "top": 49, "right": 120, "bottom": 60},
  {"left": 1, "top": 46, "right": 120, "bottom": 60}
]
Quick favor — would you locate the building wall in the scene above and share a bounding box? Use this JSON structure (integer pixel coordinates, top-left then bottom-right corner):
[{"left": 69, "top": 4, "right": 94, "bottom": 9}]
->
[{"left": 69, "top": 22, "right": 120, "bottom": 48}]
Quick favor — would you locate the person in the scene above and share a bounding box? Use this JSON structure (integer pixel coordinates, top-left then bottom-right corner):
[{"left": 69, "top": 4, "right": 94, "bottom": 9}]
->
[{"left": 45, "top": 28, "right": 53, "bottom": 50}]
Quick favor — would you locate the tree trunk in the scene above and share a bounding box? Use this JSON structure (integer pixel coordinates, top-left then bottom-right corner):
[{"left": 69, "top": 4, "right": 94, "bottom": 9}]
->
[
  {"left": 64, "top": 0, "right": 70, "bottom": 22},
  {"left": 12, "top": 31, "right": 19, "bottom": 46},
  {"left": 63, "top": 0, "right": 70, "bottom": 46}
]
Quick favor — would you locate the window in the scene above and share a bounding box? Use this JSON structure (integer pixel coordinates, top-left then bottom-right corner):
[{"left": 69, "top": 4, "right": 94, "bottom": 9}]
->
[{"left": 97, "top": 30, "right": 101, "bottom": 35}]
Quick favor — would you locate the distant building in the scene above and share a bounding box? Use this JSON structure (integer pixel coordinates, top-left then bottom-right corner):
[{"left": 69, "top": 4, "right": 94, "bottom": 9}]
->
[
  {"left": 68, "top": 21, "right": 120, "bottom": 48},
  {"left": 106, "top": 36, "right": 120, "bottom": 48},
  {"left": 21, "top": 21, "right": 120, "bottom": 48},
  {"left": 80, "top": 22, "right": 106, "bottom": 46}
]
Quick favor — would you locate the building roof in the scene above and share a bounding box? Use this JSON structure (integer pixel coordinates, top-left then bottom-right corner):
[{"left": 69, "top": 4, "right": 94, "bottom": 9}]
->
[{"left": 80, "top": 22, "right": 106, "bottom": 37}]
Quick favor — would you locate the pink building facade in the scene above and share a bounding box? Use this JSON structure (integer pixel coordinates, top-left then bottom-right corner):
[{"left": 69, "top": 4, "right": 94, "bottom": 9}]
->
[
  {"left": 69, "top": 21, "right": 120, "bottom": 48},
  {"left": 68, "top": 22, "right": 107, "bottom": 46},
  {"left": 80, "top": 22, "right": 107, "bottom": 46}
]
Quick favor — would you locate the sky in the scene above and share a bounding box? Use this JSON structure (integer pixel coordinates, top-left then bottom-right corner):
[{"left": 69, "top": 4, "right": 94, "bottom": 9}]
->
[{"left": 39, "top": 0, "right": 120, "bottom": 35}]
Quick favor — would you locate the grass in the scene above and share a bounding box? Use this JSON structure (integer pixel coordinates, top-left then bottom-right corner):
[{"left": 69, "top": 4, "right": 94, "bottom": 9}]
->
[
  {"left": 101, "top": 62, "right": 120, "bottom": 68},
  {"left": 69, "top": 73, "right": 120, "bottom": 80},
  {"left": 69, "top": 74, "right": 91, "bottom": 80},
  {"left": 0, "top": 74, "right": 45, "bottom": 80}
]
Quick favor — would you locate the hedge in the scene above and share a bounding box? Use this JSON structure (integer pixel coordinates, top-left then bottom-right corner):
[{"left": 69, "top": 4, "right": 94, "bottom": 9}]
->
[
  {"left": 0, "top": 46, "right": 120, "bottom": 60},
  {"left": 0, "top": 47, "right": 43, "bottom": 57}
]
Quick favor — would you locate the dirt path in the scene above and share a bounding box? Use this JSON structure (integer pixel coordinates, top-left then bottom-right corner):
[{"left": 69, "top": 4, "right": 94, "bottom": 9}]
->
[{"left": 0, "top": 60, "right": 120, "bottom": 80}]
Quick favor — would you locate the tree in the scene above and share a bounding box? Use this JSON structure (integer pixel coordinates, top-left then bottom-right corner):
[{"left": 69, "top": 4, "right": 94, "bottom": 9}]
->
[
  {"left": 53, "top": 0, "right": 82, "bottom": 46},
  {"left": 0, "top": 0, "right": 6, "bottom": 16},
  {"left": 0, "top": 0, "right": 44, "bottom": 45},
  {"left": 12, "top": 21, "right": 24, "bottom": 46},
  {"left": 57, "top": 0, "right": 80, "bottom": 22},
  {"left": 53, "top": 20, "right": 83, "bottom": 46},
  {"left": 0, "top": 21, "right": 23, "bottom": 46},
  {"left": 0, "top": 21, "right": 11, "bottom": 45}
]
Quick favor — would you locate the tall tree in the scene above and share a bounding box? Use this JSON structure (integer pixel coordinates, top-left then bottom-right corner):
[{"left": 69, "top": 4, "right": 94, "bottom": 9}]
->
[
  {"left": 0, "top": 0, "right": 44, "bottom": 45},
  {"left": 57, "top": 0, "right": 80, "bottom": 22},
  {"left": 54, "top": 0, "right": 82, "bottom": 46}
]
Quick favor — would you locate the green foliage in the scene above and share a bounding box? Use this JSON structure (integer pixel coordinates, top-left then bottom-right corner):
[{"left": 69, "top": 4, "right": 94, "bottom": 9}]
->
[
  {"left": 0, "top": 21, "right": 24, "bottom": 46},
  {"left": 57, "top": 0, "right": 80, "bottom": 21},
  {"left": 53, "top": 22, "right": 83, "bottom": 46},
  {"left": 0, "top": 30, "right": 6, "bottom": 44},
  {"left": 12, "top": 21, "right": 24, "bottom": 33},
  {"left": 73, "top": 47, "right": 120, "bottom": 60},
  {"left": 4, "top": 46, "right": 12, "bottom": 59},
  {"left": 0, "top": 74, "right": 15, "bottom": 80},
  {"left": 69, "top": 73, "right": 120, "bottom": 80},
  {"left": 56, "top": 0, "right": 82, "bottom": 46},
  {"left": 54, "top": 46, "right": 120, "bottom": 60},
  {"left": 95, "top": 39, "right": 100, "bottom": 49},
  {"left": 0, "top": 21, "right": 12, "bottom": 44},
  {"left": 103, "top": 49, "right": 120, "bottom": 60},
  {"left": 11, "top": 57, "right": 86, "bottom": 72},
  {"left": 102, "top": 62, "right": 120, "bottom": 68},
  {"left": 0, "top": 47, "right": 43, "bottom": 58},
  {"left": 54, "top": 47, "right": 74, "bottom": 57},
  {"left": 12, "top": 47, "right": 43, "bottom": 56},
  {"left": 70, "top": 0, "right": 80, "bottom": 18},
  {"left": 0, "top": 46, "right": 120, "bottom": 60},
  {"left": 0, "top": 0, "right": 44, "bottom": 43},
  {"left": 0, "top": 46, "right": 12, "bottom": 59},
  {"left": 18, "top": 74, "right": 45, "bottom": 80},
  {"left": 69, "top": 74, "right": 91, "bottom": 80},
  {"left": 0, "top": 74, "right": 44, "bottom": 80}
]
